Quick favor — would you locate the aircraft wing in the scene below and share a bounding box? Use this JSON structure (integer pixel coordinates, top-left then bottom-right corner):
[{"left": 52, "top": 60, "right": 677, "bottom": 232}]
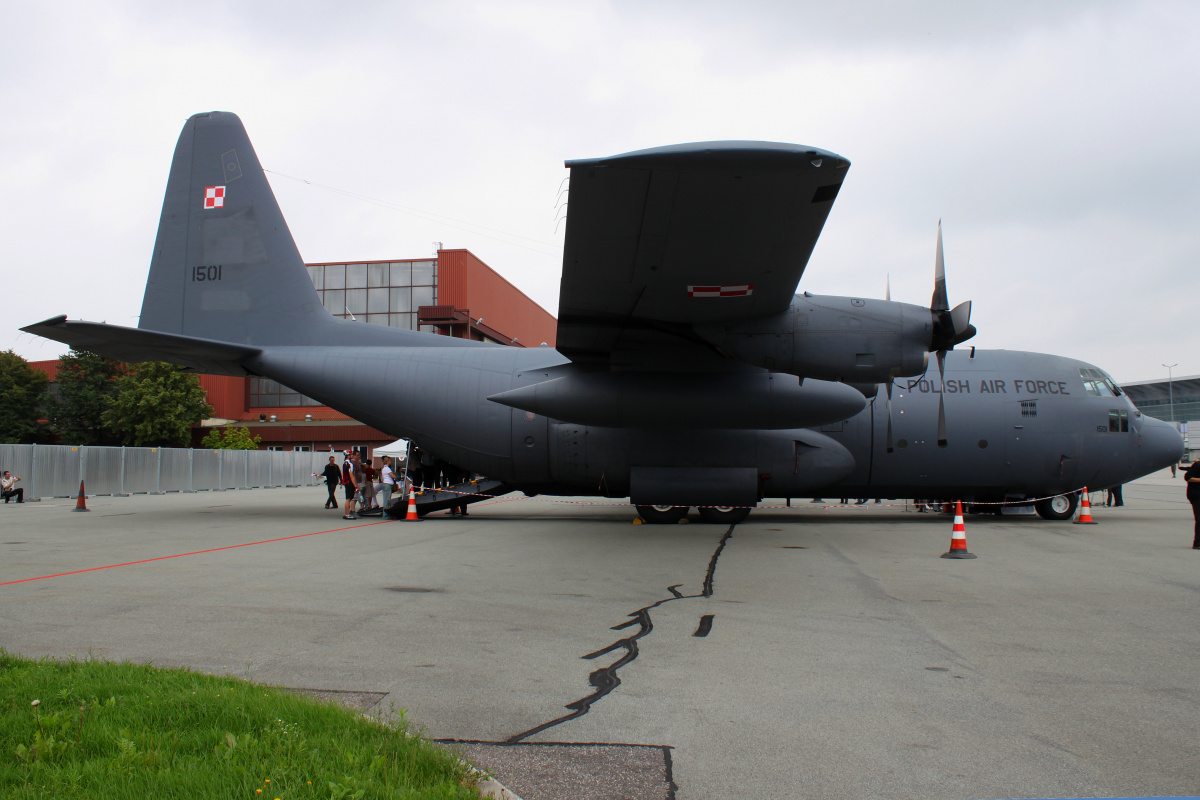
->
[
  {"left": 557, "top": 141, "right": 849, "bottom": 362},
  {"left": 20, "top": 316, "right": 261, "bottom": 376}
]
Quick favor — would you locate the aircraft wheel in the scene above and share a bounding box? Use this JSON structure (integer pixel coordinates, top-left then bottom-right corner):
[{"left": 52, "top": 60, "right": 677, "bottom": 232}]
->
[
  {"left": 636, "top": 505, "right": 690, "bottom": 524},
  {"left": 696, "top": 505, "right": 752, "bottom": 524},
  {"left": 1034, "top": 493, "right": 1078, "bottom": 521}
]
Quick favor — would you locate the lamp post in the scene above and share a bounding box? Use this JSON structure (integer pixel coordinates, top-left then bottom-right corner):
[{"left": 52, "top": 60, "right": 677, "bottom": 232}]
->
[{"left": 1163, "top": 363, "right": 1177, "bottom": 423}]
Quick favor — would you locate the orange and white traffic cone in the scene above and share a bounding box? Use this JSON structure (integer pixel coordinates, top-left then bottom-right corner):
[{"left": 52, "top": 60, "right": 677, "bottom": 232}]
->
[
  {"left": 72, "top": 480, "right": 90, "bottom": 513},
  {"left": 1074, "top": 488, "right": 1097, "bottom": 524},
  {"left": 940, "top": 501, "right": 976, "bottom": 559},
  {"left": 405, "top": 487, "right": 419, "bottom": 521}
]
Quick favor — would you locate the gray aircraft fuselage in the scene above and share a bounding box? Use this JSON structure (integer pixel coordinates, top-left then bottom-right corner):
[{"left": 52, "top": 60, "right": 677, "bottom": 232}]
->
[{"left": 250, "top": 326, "right": 1180, "bottom": 505}]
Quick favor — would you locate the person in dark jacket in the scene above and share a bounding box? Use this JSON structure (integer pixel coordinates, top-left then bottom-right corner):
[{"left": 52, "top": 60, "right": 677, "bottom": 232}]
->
[
  {"left": 1184, "top": 460, "right": 1200, "bottom": 549},
  {"left": 321, "top": 456, "right": 341, "bottom": 509}
]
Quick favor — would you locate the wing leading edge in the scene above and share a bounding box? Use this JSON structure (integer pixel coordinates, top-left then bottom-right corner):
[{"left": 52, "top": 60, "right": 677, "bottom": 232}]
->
[{"left": 557, "top": 141, "right": 849, "bottom": 363}]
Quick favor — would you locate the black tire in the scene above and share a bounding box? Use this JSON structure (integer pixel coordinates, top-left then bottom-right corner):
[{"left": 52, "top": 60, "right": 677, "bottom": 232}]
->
[
  {"left": 636, "top": 505, "right": 690, "bottom": 524},
  {"left": 696, "top": 505, "right": 752, "bottom": 524},
  {"left": 1035, "top": 493, "right": 1078, "bottom": 521}
]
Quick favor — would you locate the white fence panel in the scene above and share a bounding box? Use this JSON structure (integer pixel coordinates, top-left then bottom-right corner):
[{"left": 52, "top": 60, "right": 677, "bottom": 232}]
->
[
  {"left": 220, "top": 450, "right": 246, "bottom": 489},
  {"left": 122, "top": 448, "right": 160, "bottom": 494},
  {"left": 192, "top": 450, "right": 221, "bottom": 491},
  {"left": 271, "top": 450, "right": 295, "bottom": 486},
  {"left": 161, "top": 449, "right": 192, "bottom": 492},
  {"left": 247, "top": 451, "right": 272, "bottom": 487},
  {"left": 83, "top": 447, "right": 124, "bottom": 495}
]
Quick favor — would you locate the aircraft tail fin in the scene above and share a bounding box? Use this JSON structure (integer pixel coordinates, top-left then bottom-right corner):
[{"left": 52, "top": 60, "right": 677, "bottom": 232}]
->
[{"left": 138, "top": 112, "right": 331, "bottom": 345}]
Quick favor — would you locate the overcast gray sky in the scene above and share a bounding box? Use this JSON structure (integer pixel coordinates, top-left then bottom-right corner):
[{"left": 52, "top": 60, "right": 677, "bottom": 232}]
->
[{"left": 2, "top": 0, "right": 1196, "bottom": 383}]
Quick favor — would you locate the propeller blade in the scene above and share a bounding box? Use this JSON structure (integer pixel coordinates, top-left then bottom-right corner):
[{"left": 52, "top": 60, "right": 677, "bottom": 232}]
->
[
  {"left": 885, "top": 380, "right": 894, "bottom": 453},
  {"left": 950, "top": 299, "right": 971, "bottom": 334},
  {"left": 931, "top": 220, "right": 948, "bottom": 313},
  {"left": 946, "top": 300, "right": 977, "bottom": 346},
  {"left": 936, "top": 351, "right": 948, "bottom": 448},
  {"left": 885, "top": 273, "right": 891, "bottom": 302}
]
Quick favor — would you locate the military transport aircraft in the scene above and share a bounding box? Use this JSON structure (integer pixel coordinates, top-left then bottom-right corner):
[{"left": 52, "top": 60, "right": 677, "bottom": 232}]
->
[{"left": 22, "top": 112, "right": 1184, "bottom": 523}]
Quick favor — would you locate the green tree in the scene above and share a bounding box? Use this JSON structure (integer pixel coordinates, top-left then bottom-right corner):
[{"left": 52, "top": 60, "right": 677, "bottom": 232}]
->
[
  {"left": 101, "top": 362, "right": 214, "bottom": 447},
  {"left": 53, "top": 348, "right": 127, "bottom": 445},
  {"left": 0, "top": 350, "right": 51, "bottom": 443},
  {"left": 200, "top": 426, "right": 262, "bottom": 450}
]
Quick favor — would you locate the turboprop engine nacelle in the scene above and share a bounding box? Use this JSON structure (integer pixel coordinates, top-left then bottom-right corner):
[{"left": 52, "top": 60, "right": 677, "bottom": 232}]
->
[
  {"left": 488, "top": 369, "right": 866, "bottom": 429},
  {"left": 694, "top": 294, "right": 933, "bottom": 383}
]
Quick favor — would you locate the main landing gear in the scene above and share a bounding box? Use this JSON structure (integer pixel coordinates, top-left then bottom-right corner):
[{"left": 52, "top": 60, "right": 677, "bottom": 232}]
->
[
  {"left": 1034, "top": 493, "right": 1078, "bottom": 521},
  {"left": 635, "top": 505, "right": 752, "bottom": 524}
]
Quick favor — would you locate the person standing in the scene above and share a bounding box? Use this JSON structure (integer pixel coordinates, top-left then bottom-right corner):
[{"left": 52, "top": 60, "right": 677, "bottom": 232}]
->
[
  {"left": 1, "top": 471, "right": 24, "bottom": 503},
  {"left": 447, "top": 464, "right": 470, "bottom": 516},
  {"left": 352, "top": 452, "right": 368, "bottom": 514},
  {"left": 380, "top": 456, "right": 397, "bottom": 516},
  {"left": 341, "top": 451, "right": 358, "bottom": 520},
  {"left": 362, "top": 458, "right": 378, "bottom": 509},
  {"left": 1106, "top": 484, "right": 1124, "bottom": 507},
  {"left": 1184, "top": 460, "right": 1200, "bottom": 549},
  {"left": 321, "top": 456, "right": 341, "bottom": 509}
]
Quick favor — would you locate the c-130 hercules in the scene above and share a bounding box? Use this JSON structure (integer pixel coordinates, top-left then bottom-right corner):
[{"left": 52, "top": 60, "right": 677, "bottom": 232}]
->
[{"left": 23, "top": 112, "right": 1183, "bottom": 523}]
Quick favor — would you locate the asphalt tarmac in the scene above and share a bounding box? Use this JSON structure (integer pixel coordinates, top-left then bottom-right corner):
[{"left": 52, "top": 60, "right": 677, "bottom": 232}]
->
[{"left": 2, "top": 473, "right": 1198, "bottom": 800}]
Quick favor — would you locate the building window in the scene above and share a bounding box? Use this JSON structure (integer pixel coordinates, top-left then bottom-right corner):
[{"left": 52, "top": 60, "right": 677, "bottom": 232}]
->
[
  {"left": 307, "top": 259, "right": 437, "bottom": 330},
  {"left": 249, "top": 377, "right": 322, "bottom": 407},
  {"left": 368, "top": 262, "right": 389, "bottom": 287},
  {"left": 324, "top": 264, "right": 346, "bottom": 290}
]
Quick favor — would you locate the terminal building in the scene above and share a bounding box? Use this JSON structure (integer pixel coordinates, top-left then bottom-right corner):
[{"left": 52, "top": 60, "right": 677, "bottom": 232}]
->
[{"left": 33, "top": 247, "right": 557, "bottom": 453}]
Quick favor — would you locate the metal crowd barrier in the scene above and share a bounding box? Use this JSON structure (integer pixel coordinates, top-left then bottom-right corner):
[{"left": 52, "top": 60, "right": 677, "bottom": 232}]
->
[{"left": 0, "top": 444, "right": 330, "bottom": 499}]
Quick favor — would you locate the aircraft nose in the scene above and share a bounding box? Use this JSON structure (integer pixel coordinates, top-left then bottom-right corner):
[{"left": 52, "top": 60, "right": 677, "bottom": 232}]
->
[{"left": 1138, "top": 415, "right": 1185, "bottom": 473}]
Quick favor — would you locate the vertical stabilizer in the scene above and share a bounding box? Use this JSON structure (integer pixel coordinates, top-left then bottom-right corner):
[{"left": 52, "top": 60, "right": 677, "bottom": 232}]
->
[{"left": 139, "top": 112, "right": 330, "bottom": 345}]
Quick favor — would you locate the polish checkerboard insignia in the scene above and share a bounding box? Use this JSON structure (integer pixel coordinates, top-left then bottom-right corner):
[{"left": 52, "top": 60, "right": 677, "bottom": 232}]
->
[
  {"left": 687, "top": 284, "right": 754, "bottom": 298},
  {"left": 203, "top": 186, "right": 226, "bottom": 209}
]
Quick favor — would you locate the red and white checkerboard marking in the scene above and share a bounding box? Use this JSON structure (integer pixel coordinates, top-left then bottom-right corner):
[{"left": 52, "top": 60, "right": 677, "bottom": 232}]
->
[
  {"left": 687, "top": 284, "right": 754, "bottom": 298},
  {"left": 203, "top": 186, "right": 226, "bottom": 209}
]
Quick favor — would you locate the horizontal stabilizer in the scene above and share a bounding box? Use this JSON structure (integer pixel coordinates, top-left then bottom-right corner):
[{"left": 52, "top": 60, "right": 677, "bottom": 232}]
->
[{"left": 21, "top": 316, "right": 261, "bottom": 376}]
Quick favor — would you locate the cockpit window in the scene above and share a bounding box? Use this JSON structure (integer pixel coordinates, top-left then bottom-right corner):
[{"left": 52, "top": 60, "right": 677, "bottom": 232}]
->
[{"left": 1080, "top": 367, "right": 1123, "bottom": 397}]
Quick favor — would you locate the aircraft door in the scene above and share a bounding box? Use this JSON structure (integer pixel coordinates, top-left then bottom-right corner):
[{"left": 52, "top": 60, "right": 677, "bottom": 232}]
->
[
  {"left": 511, "top": 409, "right": 551, "bottom": 484},
  {"left": 1005, "top": 398, "right": 1080, "bottom": 494}
]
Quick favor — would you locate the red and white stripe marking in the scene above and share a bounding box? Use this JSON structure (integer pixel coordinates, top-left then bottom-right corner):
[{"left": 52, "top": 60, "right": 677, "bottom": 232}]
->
[
  {"left": 203, "top": 186, "right": 226, "bottom": 209},
  {"left": 687, "top": 284, "right": 754, "bottom": 298}
]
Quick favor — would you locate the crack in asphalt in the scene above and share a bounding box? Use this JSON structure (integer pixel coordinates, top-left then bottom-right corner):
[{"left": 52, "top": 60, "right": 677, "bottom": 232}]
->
[{"left": 506, "top": 526, "right": 735, "bottom": 743}]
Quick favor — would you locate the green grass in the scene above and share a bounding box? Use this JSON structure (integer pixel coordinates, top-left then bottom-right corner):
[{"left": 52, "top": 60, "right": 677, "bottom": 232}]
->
[{"left": 0, "top": 650, "right": 480, "bottom": 799}]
